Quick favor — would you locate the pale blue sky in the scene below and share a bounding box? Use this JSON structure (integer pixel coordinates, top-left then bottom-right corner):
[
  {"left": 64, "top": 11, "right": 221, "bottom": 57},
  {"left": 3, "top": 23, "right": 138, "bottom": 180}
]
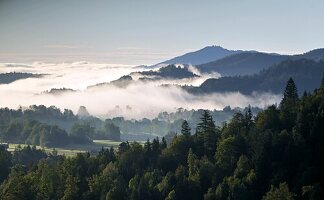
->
[{"left": 1, "top": 0, "right": 323, "bottom": 64}]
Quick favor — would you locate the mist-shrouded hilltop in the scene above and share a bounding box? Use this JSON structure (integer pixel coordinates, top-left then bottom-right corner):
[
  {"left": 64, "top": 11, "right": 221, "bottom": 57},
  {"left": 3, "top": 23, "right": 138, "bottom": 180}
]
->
[
  {"left": 0, "top": 72, "right": 44, "bottom": 84},
  {"left": 88, "top": 64, "right": 201, "bottom": 89}
]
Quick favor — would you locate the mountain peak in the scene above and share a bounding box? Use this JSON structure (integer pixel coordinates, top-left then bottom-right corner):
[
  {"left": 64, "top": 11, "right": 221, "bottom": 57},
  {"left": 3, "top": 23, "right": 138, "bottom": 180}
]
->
[{"left": 158, "top": 45, "right": 241, "bottom": 65}]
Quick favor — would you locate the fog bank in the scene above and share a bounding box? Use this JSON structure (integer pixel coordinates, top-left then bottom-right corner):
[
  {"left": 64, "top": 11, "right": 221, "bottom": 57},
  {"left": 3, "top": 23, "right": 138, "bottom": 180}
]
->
[{"left": 0, "top": 62, "right": 282, "bottom": 119}]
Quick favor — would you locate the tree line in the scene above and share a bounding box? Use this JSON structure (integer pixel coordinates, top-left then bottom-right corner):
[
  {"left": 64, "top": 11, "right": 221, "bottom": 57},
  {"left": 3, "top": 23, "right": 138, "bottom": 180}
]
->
[{"left": 0, "top": 106, "right": 121, "bottom": 147}]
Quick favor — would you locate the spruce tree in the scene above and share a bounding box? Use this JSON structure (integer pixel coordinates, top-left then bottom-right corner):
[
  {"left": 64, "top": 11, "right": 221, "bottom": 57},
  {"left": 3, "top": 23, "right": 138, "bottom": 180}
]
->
[
  {"left": 280, "top": 77, "right": 299, "bottom": 130},
  {"left": 196, "top": 110, "right": 214, "bottom": 135},
  {"left": 196, "top": 110, "right": 218, "bottom": 157},
  {"left": 281, "top": 77, "right": 299, "bottom": 106},
  {"left": 181, "top": 120, "right": 191, "bottom": 136}
]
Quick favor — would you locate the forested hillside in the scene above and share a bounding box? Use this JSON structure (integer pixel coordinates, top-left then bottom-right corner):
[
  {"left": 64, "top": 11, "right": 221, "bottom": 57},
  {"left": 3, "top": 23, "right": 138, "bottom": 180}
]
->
[
  {"left": 195, "top": 48, "right": 324, "bottom": 76},
  {"left": 0, "top": 106, "right": 121, "bottom": 147},
  {"left": 189, "top": 59, "right": 324, "bottom": 95},
  {"left": 1, "top": 77, "right": 323, "bottom": 199},
  {"left": 196, "top": 52, "right": 288, "bottom": 76},
  {"left": 0, "top": 72, "right": 43, "bottom": 84}
]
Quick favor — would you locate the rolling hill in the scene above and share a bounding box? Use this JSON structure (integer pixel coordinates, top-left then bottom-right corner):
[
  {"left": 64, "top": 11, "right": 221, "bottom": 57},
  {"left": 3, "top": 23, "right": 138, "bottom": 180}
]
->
[
  {"left": 187, "top": 59, "right": 324, "bottom": 95},
  {"left": 158, "top": 46, "right": 324, "bottom": 77},
  {"left": 0, "top": 72, "right": 43, "bottom": 84},
  {"left": 196, "top": 52, "right": 289, "bottom": 76}
]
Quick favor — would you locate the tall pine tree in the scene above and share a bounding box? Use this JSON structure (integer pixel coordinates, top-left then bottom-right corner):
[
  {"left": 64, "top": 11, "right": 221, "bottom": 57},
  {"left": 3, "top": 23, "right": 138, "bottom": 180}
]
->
[
  {"left": 181, "top": 120, "right": 191, "bottom": 136},
  {"left": 196, "top": 110, "right": 219, "bottom": 157},
  {"left": 280, "top": 77, "right": 299, "bottom": 130}
]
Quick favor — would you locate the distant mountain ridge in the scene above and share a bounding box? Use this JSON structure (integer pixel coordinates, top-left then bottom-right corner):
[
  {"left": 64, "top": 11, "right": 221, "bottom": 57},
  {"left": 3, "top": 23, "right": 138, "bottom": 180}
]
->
[
  {"left": 158, "top": 46, "right": 242, "bottom": 65},
  {"left": 158, "top": 46, "right": 324, "bottom": 76},
  {"left": 196, "top": 52, "right": 289, "bottom": 76},
  {"left": 0, "top": 72, "right": 44, "bottom": 84},
  {"left": 187, "top": 59, "right": 324, "bottom": 95}
]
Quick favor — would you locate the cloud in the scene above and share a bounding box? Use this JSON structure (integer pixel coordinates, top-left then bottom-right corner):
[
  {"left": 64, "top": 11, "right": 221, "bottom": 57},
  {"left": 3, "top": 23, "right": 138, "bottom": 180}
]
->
[{"left": 0, "top": 62, "right": 282, "bottom": 120}]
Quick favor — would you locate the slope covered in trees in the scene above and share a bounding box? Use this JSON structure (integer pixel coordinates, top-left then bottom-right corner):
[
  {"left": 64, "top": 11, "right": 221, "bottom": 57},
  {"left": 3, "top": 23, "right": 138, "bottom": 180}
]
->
[
  {"left": 167, "top": 47, "right": 324, "bottom": 76},
  {"left": 0, "top": 72, "right": 43, "bottom": 84},
  {"left": 88, "top": 64, "right": 199, "bottom": 89},
  {"left": 0, "top": 106, "right": 121, "bottom": 147},
  {"left": 189, "top": 59, "right": 324, "bottom": 95},
  {"left": 1, "top": 77, "right": 324, "bottom": 199},
  {"left": 196, "top": 52, "right": 289, "bottom": 76}
]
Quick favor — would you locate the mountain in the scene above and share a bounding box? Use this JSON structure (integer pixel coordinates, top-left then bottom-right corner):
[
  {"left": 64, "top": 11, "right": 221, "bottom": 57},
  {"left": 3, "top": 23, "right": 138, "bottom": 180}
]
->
[
  {"left": 196, "top": 52, "right": 289, "bottom": 76},
  {"left": 196, "top": 48, "right": 324, "bottom": 76},
  {"left": 187, "top": 59, "right": 324, "bottom": 95},
  {"left": 294, "top": 48, "right": 324, "bottom": 61},
  {"left": 158, "top": 46, "right": 241, "bottom": 65},
  {"left": 159, "top": 47, "right": 324, "bottom": 77}
]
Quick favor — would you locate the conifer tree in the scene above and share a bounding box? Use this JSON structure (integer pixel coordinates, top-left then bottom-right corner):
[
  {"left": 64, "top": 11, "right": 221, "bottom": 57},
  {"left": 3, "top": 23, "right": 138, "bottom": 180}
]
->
[
  {"left": 196, "top": 110, "right": 218, "bottom": 157},
  {"left": 280, "top": 77, "right": 299, "bottom": 130},
  {"left": 181, "top": 120, "right": 191, "bottom": 136},
  {"left": 196, "top": 110, "right": 214, "bottom": 136}
]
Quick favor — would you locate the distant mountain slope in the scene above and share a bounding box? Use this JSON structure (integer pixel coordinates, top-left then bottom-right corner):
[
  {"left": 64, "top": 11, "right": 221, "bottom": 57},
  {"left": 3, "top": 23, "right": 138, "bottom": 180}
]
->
[
  {"left": 0, "top": 72, "right": 43, "bottom": 84},
  {"left": 196, "top": 52, "right": 290, "bottom": 76},
  {"left": 188, "top": 59, "right": 324, "bottom": 95},
  {"left": 294, "top": 48, "right": 324, "bottom": 61},
  {"left": 158, "top": 46, "right": 241, "bottom": 65},
  {"left": 196, "top": 48, "right": 324, "bottom": 76}
]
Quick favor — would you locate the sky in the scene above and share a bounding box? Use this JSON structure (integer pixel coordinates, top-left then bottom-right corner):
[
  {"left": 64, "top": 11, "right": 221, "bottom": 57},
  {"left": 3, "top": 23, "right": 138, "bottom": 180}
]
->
[{"left": 1, "top": 0, "right": 324, "bottom": 65}]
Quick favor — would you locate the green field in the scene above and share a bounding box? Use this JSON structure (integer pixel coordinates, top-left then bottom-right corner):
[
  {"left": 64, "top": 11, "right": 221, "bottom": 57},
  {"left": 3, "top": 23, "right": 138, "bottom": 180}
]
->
[{"left": 7, "top": 140, "right": 122, "bottom": 157}]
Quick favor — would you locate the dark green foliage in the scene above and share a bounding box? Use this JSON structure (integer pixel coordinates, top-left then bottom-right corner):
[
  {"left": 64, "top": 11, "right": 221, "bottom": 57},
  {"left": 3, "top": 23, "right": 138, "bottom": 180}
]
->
[
  {"left": 12, "top": 145, "right": 47, "bottom": 167},
  {"left": 1, "top": 78, "right": 324, "bottom": 199},
  {"left": 181, "top": 120, "right": 191, "bottom": 136},
  {"left": 280, "top": 78, "right": 299, "bottom": 130},
  {"left": 98, "top": 120, "right": 121, "bottom": 141},
  {"left": 196, "top": 110, "right": 220, "bottom": 157},
  {"left": 70, "top": 123, "right": 93, "bottom": 144},
  {"left": 0, "top": 146, "right": 12, "bottom": 183},
  {"left": 0, "top": 118, "right": 71, "bottom": 147},
  {"left": 0, "top": 105, "right": 122, "bottom": 147},
  {"left": 190, "top": 59, "right": 324, "bottom": 95},
  {"left": 262, "top": 182, "right": 295, "bottom": 200}
]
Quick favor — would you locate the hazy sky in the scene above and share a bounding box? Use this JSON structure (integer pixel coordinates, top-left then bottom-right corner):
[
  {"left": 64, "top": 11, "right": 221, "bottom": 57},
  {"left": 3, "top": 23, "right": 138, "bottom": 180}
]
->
[{"left": 1, "top": 0, "right": 323, "bottom": 65}]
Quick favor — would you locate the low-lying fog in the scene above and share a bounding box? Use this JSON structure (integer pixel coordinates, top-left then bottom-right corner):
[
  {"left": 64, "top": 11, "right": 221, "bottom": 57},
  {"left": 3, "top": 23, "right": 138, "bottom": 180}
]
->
[{"left": 0, "top": 62, "right": 282, "bottom": 119}]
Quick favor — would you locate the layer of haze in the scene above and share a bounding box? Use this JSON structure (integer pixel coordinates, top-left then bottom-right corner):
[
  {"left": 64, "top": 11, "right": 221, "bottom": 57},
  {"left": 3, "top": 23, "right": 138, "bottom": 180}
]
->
[{"left": 0, "top": 62, "right": 281, "bottom": 119}]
